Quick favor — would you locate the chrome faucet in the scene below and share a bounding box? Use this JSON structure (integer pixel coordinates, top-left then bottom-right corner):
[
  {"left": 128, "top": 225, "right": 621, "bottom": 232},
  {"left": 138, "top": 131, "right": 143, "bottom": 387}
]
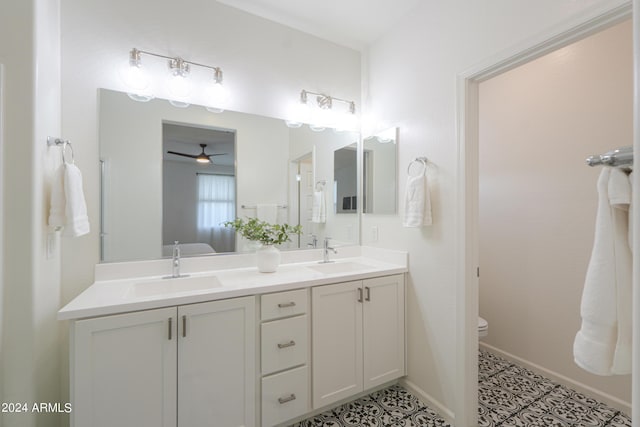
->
[
  {"left": 307, "top": 234, "right": 318, "bottom": 249},
  {"left": 171, "top": 241, "right": 181, "bottom": 278},
  {"left": 321, "top": 237, "right": 337, "bottom": 263}
]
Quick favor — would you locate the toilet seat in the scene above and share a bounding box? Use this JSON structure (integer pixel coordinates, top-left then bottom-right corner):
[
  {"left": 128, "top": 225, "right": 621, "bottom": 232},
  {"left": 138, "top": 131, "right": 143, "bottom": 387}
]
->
[{"left": 478, "top": 316, "right": 488, "bottom": 338}]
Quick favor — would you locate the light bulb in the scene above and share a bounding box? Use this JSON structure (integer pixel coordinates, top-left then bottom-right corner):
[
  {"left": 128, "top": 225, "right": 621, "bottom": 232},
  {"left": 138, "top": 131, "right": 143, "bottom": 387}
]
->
[
  {"left": 119, "top": 52, "right": 153, "bottom": 102},
  {"left": 334, "top": 112, "right": 358, "bottom": 132},
  {"left": 205, "top": 80, "right": 229, "bottom": 113},
  {"left": 166, "top": 73, "right": 191, "bottom": 108},
  {"left": 310, "top": 106, "right": 333, "bottom": 131},
  {"left": 285, "top": 99, "right": 309, "bottom": 128}
]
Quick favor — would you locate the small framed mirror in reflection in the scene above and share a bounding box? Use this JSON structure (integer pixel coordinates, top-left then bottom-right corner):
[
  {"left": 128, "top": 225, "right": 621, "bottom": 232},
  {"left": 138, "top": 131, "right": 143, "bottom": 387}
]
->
[{"left": 363, "top": 127, "right": 398, "bottom": 214}]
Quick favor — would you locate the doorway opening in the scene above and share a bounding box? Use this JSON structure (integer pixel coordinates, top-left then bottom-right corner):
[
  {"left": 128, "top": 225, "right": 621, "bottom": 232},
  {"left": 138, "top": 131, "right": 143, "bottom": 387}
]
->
[{"left": 455, "top": 5, "right": 633, "bottom": 426}]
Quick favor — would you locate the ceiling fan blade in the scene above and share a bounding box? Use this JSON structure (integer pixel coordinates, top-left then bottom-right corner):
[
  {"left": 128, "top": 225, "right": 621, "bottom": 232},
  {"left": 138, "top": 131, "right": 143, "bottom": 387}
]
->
[
  {"left": 206, "top": 153, "right": 228, "bottom": 157},
  {"left": 167, "top": 151, "right": 199, "bottom": 159}
]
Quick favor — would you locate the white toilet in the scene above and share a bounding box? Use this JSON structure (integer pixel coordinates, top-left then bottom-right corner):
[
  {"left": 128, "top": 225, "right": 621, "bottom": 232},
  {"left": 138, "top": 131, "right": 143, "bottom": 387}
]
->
[{"left": 478, "top": 317, "right": 489, "bottom": 338}]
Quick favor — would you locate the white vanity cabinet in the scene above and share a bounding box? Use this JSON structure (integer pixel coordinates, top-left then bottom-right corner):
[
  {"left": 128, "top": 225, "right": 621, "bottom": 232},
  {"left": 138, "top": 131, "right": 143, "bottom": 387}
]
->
[
  {"left": 260, "top": 289, "right": 310, "bottom": 426},
  {"left": 311, "top": 274, "right": 405, "bottom": 409},
  {"left": 71, "top": 296, "right": 256, "bottom": 427}
]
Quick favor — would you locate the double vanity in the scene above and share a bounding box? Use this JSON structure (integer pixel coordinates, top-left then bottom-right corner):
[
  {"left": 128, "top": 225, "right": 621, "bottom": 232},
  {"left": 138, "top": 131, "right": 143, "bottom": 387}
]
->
[{"left": 59, "top": 246, "right": 408, "bottom": 427}]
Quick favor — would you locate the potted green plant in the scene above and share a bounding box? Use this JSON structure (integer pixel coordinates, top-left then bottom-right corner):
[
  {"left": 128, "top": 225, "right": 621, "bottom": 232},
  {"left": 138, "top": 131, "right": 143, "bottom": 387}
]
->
[{"left": 224, "top": 218, "right": 302, "bottom": 272}]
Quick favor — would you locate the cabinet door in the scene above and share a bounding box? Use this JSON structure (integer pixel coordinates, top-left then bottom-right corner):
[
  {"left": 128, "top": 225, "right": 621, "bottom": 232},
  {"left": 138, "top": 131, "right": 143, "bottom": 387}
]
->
[
  {"left": 363, "top": 274, "right": 405, "bottom": 389},
  {"left": 311, "top": 281, "right": 363, "bottom": 409},
  {"left": 178, "top": 296, "right": 256, "bottom": 427},
  {"left": 72, "top": 307, "right": 177, "bottom": 427}
]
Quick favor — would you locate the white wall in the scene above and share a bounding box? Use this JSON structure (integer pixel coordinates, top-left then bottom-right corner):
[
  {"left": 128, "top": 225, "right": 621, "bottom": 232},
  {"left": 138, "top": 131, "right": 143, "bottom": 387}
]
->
[
  {"left": 478, "top": 19, "right": 632, "bottom": 407},
  {"left": 363, "top": 0, "right": 630, "bottom": 420},
  {"left": 0, "top": 0, "right": 62, "bottom": 426}
]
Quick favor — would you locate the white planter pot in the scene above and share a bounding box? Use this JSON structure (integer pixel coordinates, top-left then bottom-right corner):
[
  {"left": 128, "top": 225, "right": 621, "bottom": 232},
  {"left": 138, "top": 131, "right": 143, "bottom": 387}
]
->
[{"left": 256, "top": 245, "right": 281, "bottom": 273}]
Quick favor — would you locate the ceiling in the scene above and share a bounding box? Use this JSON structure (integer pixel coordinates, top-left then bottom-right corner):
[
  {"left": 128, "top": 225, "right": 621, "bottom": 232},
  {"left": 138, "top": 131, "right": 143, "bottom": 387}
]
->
[{"left": 216, "top": 0, "right": 421, "bottom": 50}]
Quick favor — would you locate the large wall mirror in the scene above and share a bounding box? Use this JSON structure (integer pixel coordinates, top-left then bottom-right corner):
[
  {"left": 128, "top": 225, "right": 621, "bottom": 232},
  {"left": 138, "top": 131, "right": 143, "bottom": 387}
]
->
[{"left": 99, "top": 89, "right": 360, "bottom": 262}]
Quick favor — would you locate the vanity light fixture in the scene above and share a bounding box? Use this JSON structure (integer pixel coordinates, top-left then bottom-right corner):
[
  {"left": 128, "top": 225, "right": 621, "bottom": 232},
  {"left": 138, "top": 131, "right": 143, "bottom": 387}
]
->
[
  {"left": 285, "top": 89, "right": 357, "bottom": 131},
  {"left": 123, "top": 48, "right": 228, "bottom": 111}
]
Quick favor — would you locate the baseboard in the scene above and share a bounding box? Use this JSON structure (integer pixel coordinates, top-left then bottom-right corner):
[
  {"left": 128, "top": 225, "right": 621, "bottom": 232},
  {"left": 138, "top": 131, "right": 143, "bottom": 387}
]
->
[
  {"left": 399, "top": 378, "right": 455, "bottom": 425},
  {"left": 479, "top": 342, "right": 631, "bottom": 415}
]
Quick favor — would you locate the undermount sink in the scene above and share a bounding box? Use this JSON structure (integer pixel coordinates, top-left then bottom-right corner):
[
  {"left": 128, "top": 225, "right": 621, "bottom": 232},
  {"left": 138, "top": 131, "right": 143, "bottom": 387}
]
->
[
  {"left": 307, "top": 261, "right": 373, "bottom": 275},
  {"left": 127, "top": 275, "right": 222, "bottom": 298}
]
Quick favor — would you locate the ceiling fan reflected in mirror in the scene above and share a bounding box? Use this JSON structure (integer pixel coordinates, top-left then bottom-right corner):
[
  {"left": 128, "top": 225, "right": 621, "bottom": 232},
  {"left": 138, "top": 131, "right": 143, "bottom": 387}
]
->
[{"left": 167, "top": 144, "right": 227, "bottom": 164}]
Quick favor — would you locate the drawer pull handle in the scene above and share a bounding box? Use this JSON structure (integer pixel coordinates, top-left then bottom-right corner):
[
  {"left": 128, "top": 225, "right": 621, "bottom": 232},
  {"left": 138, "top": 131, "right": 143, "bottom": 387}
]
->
[
  {"left": 357, "top": 287, "right": 363, "bottom": 303},
  {"left": 278, "top": 302, "right": 296, "bottom": 308},
  {"left": 182, "top": 315, "right": 187, "bottom": 338},
  {"left": 277, "top": 340, "right": 296, "bottom": 349},
  {"left": 168, "top": 318, "right": 173, "bottom": 340},
  {"left": 278, "top": 394, "right": 296, "bottom": 404},
  {"left": 365, "top": 286, "right": 371, "bottom": 301}
]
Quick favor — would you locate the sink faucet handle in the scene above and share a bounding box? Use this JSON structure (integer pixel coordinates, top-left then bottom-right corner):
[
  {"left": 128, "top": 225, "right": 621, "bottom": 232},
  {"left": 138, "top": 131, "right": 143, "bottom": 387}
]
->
[{"left": 307, "top": 234, "right": 318, "bottom": 249}]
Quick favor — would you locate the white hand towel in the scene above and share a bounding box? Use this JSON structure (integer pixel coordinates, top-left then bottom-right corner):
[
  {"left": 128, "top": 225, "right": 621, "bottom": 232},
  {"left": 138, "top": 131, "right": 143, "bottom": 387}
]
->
[
  {"left": 63, "top": 163, "right": 90, "bottom": 237},
  {"left": 573, "top": 168, "right": 631, "bottom": 375},
  {"left": 256, "top": 204, "right": 278, "bottom": 224},
  {"left": 311, "top": 190, "right": 326, "bottom": 224},
  {"left": 48, "top": 165, "right": 66, "bottom": 229},
  {"left": 402, "top": 172, "right": 432, "bottom": 227}
]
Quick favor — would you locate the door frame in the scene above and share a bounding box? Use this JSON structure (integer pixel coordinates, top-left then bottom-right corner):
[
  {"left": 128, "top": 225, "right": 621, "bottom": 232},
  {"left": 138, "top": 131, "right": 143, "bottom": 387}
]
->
[{"left": 454, "top": 3, "right": 633, "bottom": 426}]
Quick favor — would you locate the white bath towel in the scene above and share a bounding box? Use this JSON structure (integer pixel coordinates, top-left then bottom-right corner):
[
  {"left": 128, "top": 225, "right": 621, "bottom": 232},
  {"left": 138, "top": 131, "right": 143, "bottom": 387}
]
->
[
  {"left": 48, "top": 165, "right": 66, "bottom": 229},
  {"left": 63, "top": 163, "right": 90, "bottom": 237},
  {"left": 49, "top": 163, "right": 90, "bottom": 237},
  {"left": 402, "top": 171, "right": 432, "bottom": 227},
  {"left": 256, "top": 204, "right": 278, "bottom": 224},
  {"left": 311, "top": 190, "right": 326, "bottom": 223},
  {"left": 573, "top": 167, "right": 632, "bottom": 375}
]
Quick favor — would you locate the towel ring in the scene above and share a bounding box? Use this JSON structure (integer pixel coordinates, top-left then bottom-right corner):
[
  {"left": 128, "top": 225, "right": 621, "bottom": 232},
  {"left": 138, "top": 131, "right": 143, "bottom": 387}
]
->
[
  {"left": 62, "top": 141, "right": 75, "bottom": 164},
  {"left": 47, "top": 137, "right": 75, "bottom": 165},
  {"left": 407, "top": 157, "right": 427, "bottom": 177}
]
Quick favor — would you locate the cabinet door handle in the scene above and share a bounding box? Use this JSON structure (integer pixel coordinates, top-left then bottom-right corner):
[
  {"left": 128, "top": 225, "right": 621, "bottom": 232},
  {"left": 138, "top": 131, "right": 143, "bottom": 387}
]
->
[
  {"left": 168, "top": 318, "right": 173, "bottom": 340},
  {"left": 278, "top": 393, "right": 296, "bottom": 404},
  {"left": 357, "top": 287, "right": 363, "bottom": 303},
  {"left": 182, "top": 315, "right": 187, "bottom": 338},
  {"left": 277, "top": 301, "right": 296, "bottom": 308},
  {"left": 277, "top": 340, "right": 296, "bottom": 349},
  {"left": 365, "top": 286, "right": 371, "bottom": 301}
]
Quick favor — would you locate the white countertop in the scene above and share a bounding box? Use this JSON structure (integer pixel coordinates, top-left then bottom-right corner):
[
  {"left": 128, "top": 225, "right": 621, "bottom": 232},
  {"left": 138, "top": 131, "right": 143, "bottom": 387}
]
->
[{"left": 58, "top": 246, "right": 408, "bottom": 321}]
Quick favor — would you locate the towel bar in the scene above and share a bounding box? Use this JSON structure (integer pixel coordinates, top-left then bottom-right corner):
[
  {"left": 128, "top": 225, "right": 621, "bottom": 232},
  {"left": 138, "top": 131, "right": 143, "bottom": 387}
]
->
[{"left": 241, "top": 204, "right": 288, "bottom": 209}]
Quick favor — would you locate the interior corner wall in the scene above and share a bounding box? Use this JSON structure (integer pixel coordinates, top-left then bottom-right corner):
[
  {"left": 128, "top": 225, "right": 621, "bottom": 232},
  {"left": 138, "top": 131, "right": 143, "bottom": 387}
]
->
[
  {"left": 362, "top": 0, "right": 630, "bottom": 420},
  {"left": 478, "top": 19, "right": 632, "bottom": 408},
  {"left": 1, "top": 0, "right": 62, "bottom": 426}
]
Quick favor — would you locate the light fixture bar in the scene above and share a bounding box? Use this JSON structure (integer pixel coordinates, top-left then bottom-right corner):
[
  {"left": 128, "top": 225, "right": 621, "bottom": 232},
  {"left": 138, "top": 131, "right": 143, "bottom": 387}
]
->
[
  {"left": 300, "top": 89, "right": 356, "bottom": 114},
  {"left": 130, "top": 48, "right": 223, "bottom": 81}
]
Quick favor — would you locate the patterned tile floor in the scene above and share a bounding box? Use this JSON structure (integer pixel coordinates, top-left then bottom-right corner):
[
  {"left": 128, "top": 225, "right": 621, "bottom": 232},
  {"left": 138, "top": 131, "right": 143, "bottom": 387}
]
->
[{"left": 291, "top": 349, "right": 632, "bottom": 427}]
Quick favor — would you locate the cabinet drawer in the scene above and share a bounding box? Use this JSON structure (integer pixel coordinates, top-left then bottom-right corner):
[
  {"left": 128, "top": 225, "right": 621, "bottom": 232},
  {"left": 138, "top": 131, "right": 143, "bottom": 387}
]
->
[
  {"left": 262, "top": 365, "right": 309, "bottom": 427},
  {"left": 261, "top": 289, "right": 308, "bottom": 321},
  {"left": 261, "top": 315, "right": 308, "bottom": 375}
]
